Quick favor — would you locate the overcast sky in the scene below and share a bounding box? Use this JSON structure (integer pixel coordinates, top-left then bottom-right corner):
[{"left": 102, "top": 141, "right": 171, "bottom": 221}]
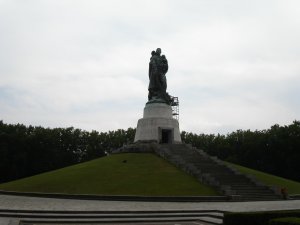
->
[{"left": 0, "top": 0, "right": 299, "bottom": 134}]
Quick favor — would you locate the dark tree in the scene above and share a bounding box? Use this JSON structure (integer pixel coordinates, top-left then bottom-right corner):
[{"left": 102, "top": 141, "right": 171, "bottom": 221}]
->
[
  {"left": 0, "top": 121, "right": 135, "bottom": 183},
  {"left": 181, "top": 120, "right": 300, "bottom": 182}
]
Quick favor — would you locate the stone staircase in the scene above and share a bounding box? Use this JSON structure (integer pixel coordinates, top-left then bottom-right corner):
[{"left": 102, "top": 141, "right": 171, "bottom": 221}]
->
[
  {"left": 0, "top": 209, "right": 224, "bottom": 225},
  {"left": 155, "top": 144, "right": 281, "bottom": 201}
]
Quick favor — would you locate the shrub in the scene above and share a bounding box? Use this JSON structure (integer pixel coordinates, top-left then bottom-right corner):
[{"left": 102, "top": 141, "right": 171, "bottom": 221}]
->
[
  {"left": 223, "top": 210, "right": 300, "bottom": 225},
  {"left": 269, "top": 217, "right": 300, "bottom": 225}
]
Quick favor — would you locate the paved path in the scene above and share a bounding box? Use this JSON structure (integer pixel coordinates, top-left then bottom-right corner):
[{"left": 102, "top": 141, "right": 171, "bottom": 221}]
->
[
  {"left": 31, "top": 222, "right": 211, "bottom": 225},
  {"left": 0, "top": 194, "right": 300, "bottom": 212}
]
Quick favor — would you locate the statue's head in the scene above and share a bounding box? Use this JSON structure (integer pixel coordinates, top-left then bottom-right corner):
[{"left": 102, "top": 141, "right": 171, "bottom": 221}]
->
[
  {"left": 156, "top": 48, "right": 161, "bottom": 55},
  {"left": 151, "top": 51, "right": 155, "bottom": 56}
]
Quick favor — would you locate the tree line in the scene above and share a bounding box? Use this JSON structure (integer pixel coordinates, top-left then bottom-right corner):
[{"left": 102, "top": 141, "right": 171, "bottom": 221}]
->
[
  {"left": 0, "top": 121, "right": 135, "bottom": 183},
  {"left": 182, "top": 120, "right": 300, "bottom": 182},
  {"left": 0, "top": 120, "right": 299, "bottom": 183}
]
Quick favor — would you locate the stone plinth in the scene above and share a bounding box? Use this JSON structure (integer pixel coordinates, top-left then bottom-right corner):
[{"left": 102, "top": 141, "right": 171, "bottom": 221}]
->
[{"left": 134, "top": 103, "right": 182, "bottom": 144}]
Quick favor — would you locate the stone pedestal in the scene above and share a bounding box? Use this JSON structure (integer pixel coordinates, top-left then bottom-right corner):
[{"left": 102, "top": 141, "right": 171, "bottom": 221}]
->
[{"left": 134, "top": 103, "right": 182, "bottom": 144}]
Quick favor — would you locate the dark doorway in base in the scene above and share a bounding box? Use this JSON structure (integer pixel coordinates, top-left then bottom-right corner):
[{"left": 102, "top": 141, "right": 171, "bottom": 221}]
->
[{"left": 161, "top": 129, "right": 172, "bottom": 144}]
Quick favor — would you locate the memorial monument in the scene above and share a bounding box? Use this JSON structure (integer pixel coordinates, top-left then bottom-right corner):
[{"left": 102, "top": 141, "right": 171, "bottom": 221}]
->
[{"left": 134, "top": 48, "right": 182, "bottom": 144}]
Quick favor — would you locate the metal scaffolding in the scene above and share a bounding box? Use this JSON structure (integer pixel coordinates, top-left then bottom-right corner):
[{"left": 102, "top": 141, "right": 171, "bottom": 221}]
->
[{"left": 171, "top": 96, "right": 179, "bottom": 120}]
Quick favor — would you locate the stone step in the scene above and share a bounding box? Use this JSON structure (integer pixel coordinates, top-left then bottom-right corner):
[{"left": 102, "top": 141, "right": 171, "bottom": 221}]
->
[
  {"left": 216, "top": 180, "right": 253, "bottom": 184},
  {"left": 10, "top": 217, "right": 224, "bottom": 225},
  {"left": 231, "top": 189, "right": 273, "bottom": 193},
  {"left": 234, "top": 190, "right": 277, "bottom": 194},
  {"left": 198, "top": 216, "right": 223, "bottom": 224},
  {"left": 235, "top": 191, "right": 276, "bottom": 195},
  {"left": 228, "top": 185, "right": 271, "bottom": 189},
  {"left": 213, "top": 177, "right": 251, "bottom": 181},
  {"left": 241, "top": 197, "right": 280, "bottom": 201},
  {"left": 0, "top": 212, "right": 223, "bottom": 219},
  {"left": 229, "top": 184, "right": 265, "bottom": 188},
  {"left": 189, "top": 163, "right": 231, "bottom": 168},
  {"left": 0, "top": 210, "right": 224, "bottom": 225}
]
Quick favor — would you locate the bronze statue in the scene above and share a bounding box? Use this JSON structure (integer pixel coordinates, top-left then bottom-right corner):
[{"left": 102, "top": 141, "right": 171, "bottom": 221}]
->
[{"left": 148, "top": 48, "right": 171, "bottom": 105}]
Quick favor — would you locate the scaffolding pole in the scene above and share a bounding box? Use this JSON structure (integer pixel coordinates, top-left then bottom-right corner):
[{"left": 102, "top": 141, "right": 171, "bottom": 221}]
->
[{"left": 171, "top": 96, "right": 179, "bottom": 121}]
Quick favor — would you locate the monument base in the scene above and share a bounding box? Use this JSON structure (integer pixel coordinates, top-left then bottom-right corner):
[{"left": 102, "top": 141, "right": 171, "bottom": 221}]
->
[{"left": 134, "top": 103, "right": 181, "bottom": 144}]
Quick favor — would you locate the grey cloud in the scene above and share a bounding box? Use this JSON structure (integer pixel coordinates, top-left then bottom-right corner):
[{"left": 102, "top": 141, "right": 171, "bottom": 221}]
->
[{"left": 0, "top": 0, "right": 299, "bottom": 134}]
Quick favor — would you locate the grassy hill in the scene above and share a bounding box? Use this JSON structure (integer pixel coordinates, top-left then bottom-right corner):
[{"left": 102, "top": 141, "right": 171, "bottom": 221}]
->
[
  {"left": 0, "top": 153, "right": 218, "bottom": 196},
  {"left": 1, "top": 153, "right": 299, "bottom": 196}
]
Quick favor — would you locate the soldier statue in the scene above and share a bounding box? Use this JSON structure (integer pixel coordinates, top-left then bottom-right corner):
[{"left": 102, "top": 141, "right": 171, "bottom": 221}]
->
[{"left": 148, "top": 48, "right": 172, "bottom": 105}]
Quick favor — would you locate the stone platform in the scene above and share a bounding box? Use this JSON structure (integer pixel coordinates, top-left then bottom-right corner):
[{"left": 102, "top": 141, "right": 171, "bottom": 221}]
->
[
  {"left": 0, "top": 193, "right": 300, "bottom": 225},
  {"left": 134, "top": 103, "right": 181, "bottom": 144}
]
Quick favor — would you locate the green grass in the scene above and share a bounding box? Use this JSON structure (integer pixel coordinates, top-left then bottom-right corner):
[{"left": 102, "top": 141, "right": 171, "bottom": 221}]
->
[
  {"left": 270, "top": 217, "right": 300, "bottom": 225},
  {"left": 0, "top": 153, "right": 218, "bottom": 196},
  {"left": 225, "top": 162, "right": 300, "bottom": 194}
]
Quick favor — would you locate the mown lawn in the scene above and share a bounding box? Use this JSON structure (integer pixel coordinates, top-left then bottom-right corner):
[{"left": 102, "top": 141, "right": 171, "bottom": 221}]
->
[{"left": 0, "top": 153, "right": 218, "bottom": 196}]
